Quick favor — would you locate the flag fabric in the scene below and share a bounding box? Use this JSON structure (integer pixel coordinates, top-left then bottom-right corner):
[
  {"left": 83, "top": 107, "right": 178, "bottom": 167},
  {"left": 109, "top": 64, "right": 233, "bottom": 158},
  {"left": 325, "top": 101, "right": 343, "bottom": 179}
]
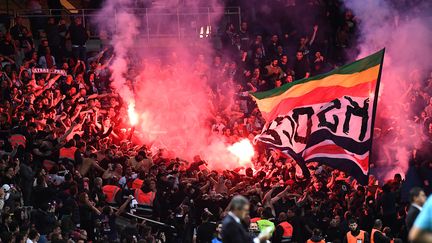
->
[{"left": 251, "top": 49, "right": 385, "bottom": 184}]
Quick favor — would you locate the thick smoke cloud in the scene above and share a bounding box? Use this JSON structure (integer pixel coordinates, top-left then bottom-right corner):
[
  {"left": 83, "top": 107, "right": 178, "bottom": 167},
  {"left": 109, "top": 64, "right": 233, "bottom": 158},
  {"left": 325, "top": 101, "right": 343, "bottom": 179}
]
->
[
  {"left": 345, "top": 0, "right": 432, "bottom": 180},
  {"left": 95, "top": 0, "right": 250, "bottom": 170}
]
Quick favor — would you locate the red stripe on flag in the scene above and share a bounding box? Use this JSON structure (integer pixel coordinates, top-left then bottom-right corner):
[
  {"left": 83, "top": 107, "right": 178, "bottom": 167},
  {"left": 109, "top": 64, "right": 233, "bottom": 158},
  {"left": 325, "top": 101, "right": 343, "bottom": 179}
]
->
[
  {"left": 260, "top": 80, "right": 376, "bottom": 121},
  {"left": 304, "top": 144, "right": 369, "bottom": 173}
]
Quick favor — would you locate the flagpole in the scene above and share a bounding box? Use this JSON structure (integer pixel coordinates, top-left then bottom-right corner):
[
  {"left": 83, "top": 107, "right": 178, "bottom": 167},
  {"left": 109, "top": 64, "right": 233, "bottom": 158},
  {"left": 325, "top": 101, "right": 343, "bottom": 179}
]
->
[{"left": 367, "top": 48, "right": 386, "bottom": 185}]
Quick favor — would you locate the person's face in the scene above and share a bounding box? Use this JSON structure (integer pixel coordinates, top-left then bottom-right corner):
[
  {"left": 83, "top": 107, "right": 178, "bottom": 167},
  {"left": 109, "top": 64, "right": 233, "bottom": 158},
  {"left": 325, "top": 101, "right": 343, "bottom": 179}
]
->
[
  {"left": 115, "top": 164, "right": 123, "bottom": 173},
  {"left": 271, "top": 35, "right": 278, "bottom": 43},
  {"left": 253, "top": 68, "right": 260, "bottom": 76},
  {"left": 216, "top": 224, "right": 222, "bottom": 234},
  {"left": 76, "top": 74, "right": 84, "bottom": 83},
  {"left": 313, "top": 182, "right": 322, "bottom": 191},
  {"left": 272, "top": 60, "right": 278, "bottom": 66},
  {"left": 125, "top": 167, "right": 132, "bottom": 175},
  {"left": 7, "top": 167, "right": 14, "bottom": 176},
  {"left": 300, "top": 37, "right": 306, "bottom": 45},
  {"left": 249, "top": 222, "right": 258, "bottom": 232},
  {"left": 66, "top": 75, "right": 73, "bottom": 84},
  {"left": 80, "top": 89, "right": 86, "bottom": 97},
  {"left": 296, "top": 52, "right": 303, "bottom": 60},
  {"left": 275, "top": 80, "right": 282, "bottom": 87},
  {"left": 75, "top": 17, "right": 82, "bottom": 25},
  {"left": 349, "top": 223, "right": 358, "bottom": 231},
  {"left": 237, "top": 204, "right": 250, "bottom": 220},
  {"left": 415, "top": 190, "right": 427, "bottom": 206},
  {"left": 150, "top": 180, "right": 156, "bottom": 190},
  {"left": 241, "top": 22, "right": 248, "bottom": 31},
  {"left": 69, "top": 87, "right": 77, "bottom": 96},
  {"left": 62, "top": 63, "right": 69, "bottom": 70},
  {"left": 281, "top": 56, "right": 288, "bottom": 63}
]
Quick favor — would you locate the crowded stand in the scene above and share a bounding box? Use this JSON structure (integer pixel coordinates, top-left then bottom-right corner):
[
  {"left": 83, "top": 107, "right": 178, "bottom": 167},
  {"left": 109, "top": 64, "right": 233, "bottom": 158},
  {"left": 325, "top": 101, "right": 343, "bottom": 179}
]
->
[{"left": 0, "top": 0, "right": 431, "bottom": 243}]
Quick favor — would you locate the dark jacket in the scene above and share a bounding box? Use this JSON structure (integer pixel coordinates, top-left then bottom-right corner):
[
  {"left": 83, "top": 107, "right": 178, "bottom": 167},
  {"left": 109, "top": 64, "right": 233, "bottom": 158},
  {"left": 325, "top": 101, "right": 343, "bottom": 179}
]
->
[
  {"left": 406, "top": 204, "right": 421, "bottom": 231},
  {"left": 221, "top": 214, "right": 254, "bottom": 243}
]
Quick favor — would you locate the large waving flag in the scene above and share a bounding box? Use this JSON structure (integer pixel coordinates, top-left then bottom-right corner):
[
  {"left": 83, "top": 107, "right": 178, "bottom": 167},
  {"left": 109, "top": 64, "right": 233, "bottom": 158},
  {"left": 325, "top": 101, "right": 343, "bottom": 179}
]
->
[{"left": 251, "top": 49, "right": 385, "bottom": 184}]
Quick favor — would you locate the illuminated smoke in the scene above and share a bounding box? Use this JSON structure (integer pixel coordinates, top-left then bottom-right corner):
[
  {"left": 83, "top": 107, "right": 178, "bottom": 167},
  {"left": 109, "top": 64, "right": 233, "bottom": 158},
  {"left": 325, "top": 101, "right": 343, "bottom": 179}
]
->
[
  {"left": 345, "top": 0, "right": 432, "bottom": 180},
  {"left": 227, "top": 139, "right": 255, "bottom": 166},
  {"left": 128, "top": 103, "right": 138, "bottom": 126},
  {"left": 96, "top": 0, "right": 251, "bottom": 170}
]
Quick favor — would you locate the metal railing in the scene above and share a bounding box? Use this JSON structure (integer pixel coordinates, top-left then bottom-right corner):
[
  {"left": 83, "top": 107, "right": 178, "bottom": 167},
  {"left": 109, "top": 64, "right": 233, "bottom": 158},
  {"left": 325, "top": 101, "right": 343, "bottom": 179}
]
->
[{"left": 0, "top": 7, "right": 241, "bottom": 40}]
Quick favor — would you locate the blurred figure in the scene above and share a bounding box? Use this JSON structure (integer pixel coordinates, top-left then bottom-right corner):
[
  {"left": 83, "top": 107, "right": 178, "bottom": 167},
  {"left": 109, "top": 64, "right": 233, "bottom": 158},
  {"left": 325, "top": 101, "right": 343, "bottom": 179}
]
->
[
  {"left": 406, "top": 187, "right": 426, "bottom": 231},
  {"left": 221, "top": 195, "right": 270, "bottom": 243}
]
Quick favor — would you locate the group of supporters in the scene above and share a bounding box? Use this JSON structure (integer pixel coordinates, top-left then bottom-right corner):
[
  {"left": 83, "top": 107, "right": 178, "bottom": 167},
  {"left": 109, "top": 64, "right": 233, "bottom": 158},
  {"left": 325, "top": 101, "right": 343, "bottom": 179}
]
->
[{"left": 0, "top": 0, "right": 431, "bottom": 243}]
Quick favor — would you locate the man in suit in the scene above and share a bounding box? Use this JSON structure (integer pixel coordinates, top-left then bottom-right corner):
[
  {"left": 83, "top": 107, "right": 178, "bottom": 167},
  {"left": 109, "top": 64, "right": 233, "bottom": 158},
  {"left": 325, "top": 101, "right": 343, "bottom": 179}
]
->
[
  {"left": 406, "top": 187, "right": 427, "bottom": 231},
  {"left": 221, "top": 195, "right": 270, "bottom": 243}
]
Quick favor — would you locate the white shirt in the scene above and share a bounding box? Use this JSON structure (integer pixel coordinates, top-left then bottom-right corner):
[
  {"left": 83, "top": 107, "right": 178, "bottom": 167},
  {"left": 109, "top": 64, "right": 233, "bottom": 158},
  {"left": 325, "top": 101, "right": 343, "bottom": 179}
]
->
[
  {"left": 228, "top": 211, "right": 241, "bottom": 224},
  {"left": 412, "top": 203, "right": 423, "bottom": 212}
]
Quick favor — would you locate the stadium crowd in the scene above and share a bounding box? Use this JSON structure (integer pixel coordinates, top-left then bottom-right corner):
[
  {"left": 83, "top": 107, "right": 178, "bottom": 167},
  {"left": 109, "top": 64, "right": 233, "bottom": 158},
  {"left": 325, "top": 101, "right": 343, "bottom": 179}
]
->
[{"left": 0, "top": 0, "right": 431, "bottom": 243}]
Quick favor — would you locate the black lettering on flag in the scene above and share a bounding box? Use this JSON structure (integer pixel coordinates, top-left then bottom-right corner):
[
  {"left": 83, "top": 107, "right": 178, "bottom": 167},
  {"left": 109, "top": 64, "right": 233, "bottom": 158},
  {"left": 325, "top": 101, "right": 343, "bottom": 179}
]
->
[
  {"left": 292, "top": 107, "right": 314, "bottom": 144},
  {"left": 282, "top": 116, "right": 296, "bottom": 146},
  {"left": 260, "top": 122, "right": 282, "bottom": 145},
  {"left": 343, "top": 96, "right": 369, "bottom": 141},
  {"left": 317, "top": 99, "right": 341, "bottom": 133}
]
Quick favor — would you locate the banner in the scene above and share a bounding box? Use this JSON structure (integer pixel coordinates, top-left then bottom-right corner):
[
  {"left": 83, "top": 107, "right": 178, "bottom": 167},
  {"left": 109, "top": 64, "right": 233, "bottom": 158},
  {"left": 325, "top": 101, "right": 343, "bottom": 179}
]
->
[
  {"left": 32, "top": 68, "right": 67, "bottom": 76},
  {"left": 251, "top": 49, "right": 385, "bottom": 184}
]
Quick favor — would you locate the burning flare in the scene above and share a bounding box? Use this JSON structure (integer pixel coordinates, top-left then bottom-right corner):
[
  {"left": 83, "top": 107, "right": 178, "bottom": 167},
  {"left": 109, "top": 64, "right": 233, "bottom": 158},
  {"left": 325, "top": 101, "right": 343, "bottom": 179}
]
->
[
  {"left": 227, "top": 139, "right": 255, "bottom": 165},
  {"left": 128, "top": 103, "right": 138, "bottom": 126}
]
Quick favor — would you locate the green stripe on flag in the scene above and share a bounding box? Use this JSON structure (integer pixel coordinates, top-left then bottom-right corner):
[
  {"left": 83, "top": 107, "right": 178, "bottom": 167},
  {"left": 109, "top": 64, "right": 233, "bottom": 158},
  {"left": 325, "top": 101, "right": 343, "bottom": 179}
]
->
[{"left": 251, "top": 49, "right": 384, "bottom": 100}]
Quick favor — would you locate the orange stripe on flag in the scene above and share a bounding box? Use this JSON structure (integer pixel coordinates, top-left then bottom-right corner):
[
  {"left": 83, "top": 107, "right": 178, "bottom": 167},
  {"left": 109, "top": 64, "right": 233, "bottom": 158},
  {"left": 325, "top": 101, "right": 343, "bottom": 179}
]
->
[{"left": 260, "top": 79, "right": 377, "bottom": 121}]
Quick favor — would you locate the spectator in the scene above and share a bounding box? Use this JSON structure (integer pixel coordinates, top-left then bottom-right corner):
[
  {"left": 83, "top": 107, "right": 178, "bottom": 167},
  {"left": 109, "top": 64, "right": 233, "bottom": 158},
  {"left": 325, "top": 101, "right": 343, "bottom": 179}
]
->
[
  {"left": 66, "top": 17, "right": 89, "bottom": 61},
  {"left": 293, "top": 51, "right": 311, "bottom": 80},
  {"left": 409, "top": 195, "right": 432, "bottom": 243},
  {"left": 406, "top": 187, "right": 427, "bottom": 231},
  {"left": 344, "top": 218, "right": 369, "bottom": 243}
]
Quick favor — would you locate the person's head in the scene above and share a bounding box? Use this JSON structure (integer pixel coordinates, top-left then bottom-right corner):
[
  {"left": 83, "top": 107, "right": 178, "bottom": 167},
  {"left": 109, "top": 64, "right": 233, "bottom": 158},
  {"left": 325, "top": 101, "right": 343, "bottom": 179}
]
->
[
  {"left": 215, "top": 223, "right": 222, "bottom": 237},
  {"left": 136, "top": 150, "right": 146, "bottom": 161},
  {"left": 48, "top": 17, "right": 55, "bottom": 25},
  {"left": 373, "top": 219, "right": 383, "bottom": 230},
  {"left": 296, "top": 51, "right": 303, "bottom": 60},
  {"left": 79, "top": 88, "right": 86, "bottom": 97},
  {"left": 2, "top": 212, "right": 12, "bottom": 224},
  {"left": 228, "top": 195, "right": 250, "bottom": 220},
  {"left": 312, "top": 228, "right": 322, "bottom": 237},
  {"left": 274, "top": 79, "right": 282, "bottom": 88},
  {"left": 410, "top": 187, "right": 426, "bottom": 206},
  {"left": 141, "top": 178, "right": 156, "bottom": 193},
  {"left": 271, "top": 58, "right": 278, "bottom": 67},
  {"left": 241, "top": 21, "right": 248, "bottom": 31},
  {"left": 278, "top": 212, "right": 287, "bottom": 222},
  {"left": 74, "top": 16, "right": 82, "bottom": 25},
  {"left": 114, "top": 163, "right": 123, "bottom": 174},
  {"left": 348, "top": 219, "right": 358, "bottom": 232},
  {"left": 28, "top": 229, "right": 39, "bottom": 241},
  {"left": 271, "top": 35, "right": 278, "bottom": 43},
  {"left": 65, "top": 75, "right": 73, "bottom": 84},
  {"left": 94, "top": 177, "right": 102, "bottom": 188}
]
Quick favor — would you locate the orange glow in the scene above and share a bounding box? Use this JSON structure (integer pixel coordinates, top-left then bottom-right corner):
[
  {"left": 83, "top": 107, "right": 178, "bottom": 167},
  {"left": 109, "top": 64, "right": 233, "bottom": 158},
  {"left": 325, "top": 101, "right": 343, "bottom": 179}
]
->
[
  {"left": 227, "top": 139, "right": 255, "bottom": 165},
  {"left": 128, "top": 103, "right": 138, "bottom": 126}
]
